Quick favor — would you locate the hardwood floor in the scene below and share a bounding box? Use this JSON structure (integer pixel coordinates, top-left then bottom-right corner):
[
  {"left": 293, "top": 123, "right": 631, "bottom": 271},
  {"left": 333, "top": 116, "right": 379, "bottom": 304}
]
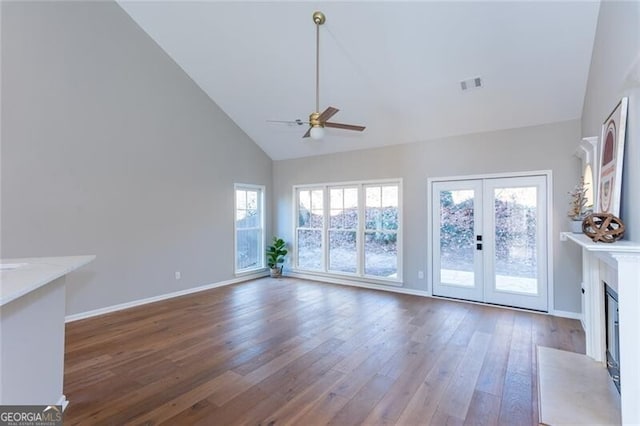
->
[{"left": 63, "top": 277, "right": 585, "bottom": 425}]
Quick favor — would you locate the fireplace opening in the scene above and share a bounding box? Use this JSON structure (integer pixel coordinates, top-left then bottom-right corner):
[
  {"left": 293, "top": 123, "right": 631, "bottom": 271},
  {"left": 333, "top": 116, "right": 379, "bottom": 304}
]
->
[{"left": 604, "top": 282, "right": 620, "bottom": 393}]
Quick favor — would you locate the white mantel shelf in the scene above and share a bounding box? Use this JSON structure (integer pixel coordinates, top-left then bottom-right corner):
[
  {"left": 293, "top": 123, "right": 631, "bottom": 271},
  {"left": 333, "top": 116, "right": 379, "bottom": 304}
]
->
[
  {"left": 560, "top": 232, "right": 640, "bottom": 253},
  {"left": 562, "top": 232, "right": 640, "bottom": 425}
]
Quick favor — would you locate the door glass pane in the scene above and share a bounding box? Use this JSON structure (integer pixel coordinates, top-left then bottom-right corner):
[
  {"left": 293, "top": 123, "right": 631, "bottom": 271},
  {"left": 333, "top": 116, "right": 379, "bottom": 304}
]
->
[
  {"left": 439, "top": 190, "right": 475, "bottom": 287},
  {"left": 493, "top": 187, "right": 538, "bottom": 294}
]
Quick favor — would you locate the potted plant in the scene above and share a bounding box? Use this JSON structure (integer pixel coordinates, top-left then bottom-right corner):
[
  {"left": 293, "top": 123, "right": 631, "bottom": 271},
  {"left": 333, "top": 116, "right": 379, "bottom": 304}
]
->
[
  {"left": 266, "top": 237, "right": 287, "bottom": 278},
  {"left": 568, "top": 176, "right": 592, "bottom": 233}
]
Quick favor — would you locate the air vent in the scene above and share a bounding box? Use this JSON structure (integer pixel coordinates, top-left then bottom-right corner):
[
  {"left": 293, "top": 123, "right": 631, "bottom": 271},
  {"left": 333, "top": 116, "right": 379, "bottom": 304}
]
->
[{"left": 460, "top": 77, "right": 483, "bottom": 91}]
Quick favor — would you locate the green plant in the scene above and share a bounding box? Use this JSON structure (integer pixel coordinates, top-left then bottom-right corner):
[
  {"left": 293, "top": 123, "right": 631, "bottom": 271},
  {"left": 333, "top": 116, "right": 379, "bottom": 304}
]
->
[
  {"left": 266, "top": 237, "right": 287, "bottom": 269},
  {"left": 568, "top": 176, "right": 592, "bottom": 220}
]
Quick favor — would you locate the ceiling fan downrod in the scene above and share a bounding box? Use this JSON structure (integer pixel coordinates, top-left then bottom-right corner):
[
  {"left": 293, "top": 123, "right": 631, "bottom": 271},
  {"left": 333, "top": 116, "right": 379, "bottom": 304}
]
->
[
  {"left": 312, "top": 11, "right": 325, "bottom": 115},
  {"left": 309, "top": 11, "right": 326, "bottom": 139}
]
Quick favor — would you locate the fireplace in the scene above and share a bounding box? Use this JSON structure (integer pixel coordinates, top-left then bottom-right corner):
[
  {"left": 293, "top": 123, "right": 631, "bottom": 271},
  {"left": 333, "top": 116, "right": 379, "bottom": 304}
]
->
[
  {"left": 604, "top": 282, "right": 620, "bottom": 393},
  {"left": 561, "top": 231, "right": 640, "bottom": 423}
]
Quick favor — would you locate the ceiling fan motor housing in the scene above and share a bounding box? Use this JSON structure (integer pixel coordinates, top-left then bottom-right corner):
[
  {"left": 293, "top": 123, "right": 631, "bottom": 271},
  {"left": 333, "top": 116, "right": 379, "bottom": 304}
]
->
[{"left": 309, "top": 112, "right": 322, "bottom": 128}]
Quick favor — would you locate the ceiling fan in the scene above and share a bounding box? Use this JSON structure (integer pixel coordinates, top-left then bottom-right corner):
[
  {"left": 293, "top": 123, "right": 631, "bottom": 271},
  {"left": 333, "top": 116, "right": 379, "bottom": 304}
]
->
[{"left": 270, "top": 11, "right": 365, "bottom": 140}]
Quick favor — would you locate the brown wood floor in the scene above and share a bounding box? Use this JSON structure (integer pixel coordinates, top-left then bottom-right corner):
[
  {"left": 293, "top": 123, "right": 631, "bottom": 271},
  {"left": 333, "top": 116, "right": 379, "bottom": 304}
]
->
[{"left": 63, "top": 277, "right": 585, "bottom": 425}]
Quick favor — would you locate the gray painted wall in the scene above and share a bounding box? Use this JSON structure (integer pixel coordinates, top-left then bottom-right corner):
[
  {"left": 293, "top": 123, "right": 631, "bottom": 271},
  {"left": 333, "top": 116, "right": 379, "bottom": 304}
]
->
[
  {"left": 274, "top": 120, "right": 583, "bottom": 313},
  {"left": 1, "top": 1, "right": 272, "bottom": 315},
  {"left": 581, "top": 0, "right": 640, "bottom": 243},
  {"left": 5, "top": 0, "right": 631, "bottom": 317}
]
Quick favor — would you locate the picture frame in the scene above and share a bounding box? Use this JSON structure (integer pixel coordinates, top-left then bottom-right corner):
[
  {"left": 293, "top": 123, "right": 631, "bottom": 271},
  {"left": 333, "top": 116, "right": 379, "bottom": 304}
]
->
[{"left": 596, "top": 97, "right": 628, "bottom": 216}]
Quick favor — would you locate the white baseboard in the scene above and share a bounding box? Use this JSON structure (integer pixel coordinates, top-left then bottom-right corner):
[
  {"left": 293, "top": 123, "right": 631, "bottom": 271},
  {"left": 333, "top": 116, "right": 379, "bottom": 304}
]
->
[
  {"left": 65, "top": 271, "right": 268, "bottom": 323},
  {"left": 552, "top": 309, "right": 582, "bottom": 320},
  {"left": 289, "top": 272, "right": 579, "bottom": 318},
  {"left": 287, "top": 271, "right": 431, "bottom": 298},
  {"left": 66, "top": 270, "right": 582, "bottom": 323}
]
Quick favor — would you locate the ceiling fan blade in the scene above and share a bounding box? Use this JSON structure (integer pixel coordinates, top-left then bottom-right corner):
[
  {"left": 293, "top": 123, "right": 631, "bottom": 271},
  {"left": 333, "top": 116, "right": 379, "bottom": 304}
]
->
[
  {"left": 324, "top": 122, "right": 366, "bottom": 132},
  {"left": 318, "top": 106, "right": 339, "bottom": 123},
  {"left": 302, "top": 127, "right": 311, "bottom": 138},
  {"left": 267, "top": 119, "right": 308, "bottom": 126}
]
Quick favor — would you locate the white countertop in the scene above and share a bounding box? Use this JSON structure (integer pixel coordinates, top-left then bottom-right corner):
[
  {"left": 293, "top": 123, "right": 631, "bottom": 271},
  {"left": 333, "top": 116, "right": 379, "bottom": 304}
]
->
[{"left": 0, "top": 255, "right": 95, "bottom": 306}]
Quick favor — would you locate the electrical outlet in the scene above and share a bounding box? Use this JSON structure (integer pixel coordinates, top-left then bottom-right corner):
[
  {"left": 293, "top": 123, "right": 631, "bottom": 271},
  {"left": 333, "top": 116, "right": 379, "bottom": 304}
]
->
[
  {"left": 418, "top": 270, "right": 424, "bottom": 279},
  {"left": 175, "top": 271, "right": 181, "bottom": 280}
]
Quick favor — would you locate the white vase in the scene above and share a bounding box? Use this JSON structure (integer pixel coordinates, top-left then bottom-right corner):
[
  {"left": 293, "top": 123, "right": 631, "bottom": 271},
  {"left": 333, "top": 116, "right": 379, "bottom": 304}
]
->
[{"left": 569, "top": 220, "right": 583, "bottom": 233}]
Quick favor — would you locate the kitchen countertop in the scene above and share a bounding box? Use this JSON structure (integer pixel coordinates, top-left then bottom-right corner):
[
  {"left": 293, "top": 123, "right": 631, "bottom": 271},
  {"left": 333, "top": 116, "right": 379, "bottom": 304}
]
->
[{"left": 0, "top": 255, "right": 95, "bottom": 306}]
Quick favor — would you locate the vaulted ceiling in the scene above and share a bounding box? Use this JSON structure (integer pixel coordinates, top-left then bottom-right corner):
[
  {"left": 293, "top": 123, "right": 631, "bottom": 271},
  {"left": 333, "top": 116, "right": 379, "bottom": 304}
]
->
[{"left": 118, "top": 1, "right": 600, "bottom": 160}]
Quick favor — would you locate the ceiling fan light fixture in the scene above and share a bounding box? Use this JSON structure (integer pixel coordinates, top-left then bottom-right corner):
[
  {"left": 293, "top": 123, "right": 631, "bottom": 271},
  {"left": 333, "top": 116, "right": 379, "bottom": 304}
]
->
[
  {"left": 268, "top": 11, "right": 364, "bottom": 140},
  {"left": 310, "top": 126, "right": 325, "bottom": 140}
]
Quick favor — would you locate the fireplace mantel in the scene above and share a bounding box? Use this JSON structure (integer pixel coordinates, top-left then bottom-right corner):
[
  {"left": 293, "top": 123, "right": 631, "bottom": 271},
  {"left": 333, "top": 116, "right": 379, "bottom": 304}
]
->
[{"left": 561, "top": 232, "right": 640, "bottom": 425}]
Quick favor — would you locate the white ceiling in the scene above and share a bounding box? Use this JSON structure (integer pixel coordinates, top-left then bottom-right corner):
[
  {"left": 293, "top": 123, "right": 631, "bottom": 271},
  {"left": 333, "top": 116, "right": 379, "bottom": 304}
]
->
[{"left": 118, "top": 1, "right": 600, "bottom": 161}]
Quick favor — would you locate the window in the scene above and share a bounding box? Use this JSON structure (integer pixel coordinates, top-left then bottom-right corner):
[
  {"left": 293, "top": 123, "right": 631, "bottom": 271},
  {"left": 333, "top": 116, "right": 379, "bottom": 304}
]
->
[
  {"left": 364, "top": 184, "right": 399, "bottom": 278},
  {"left": 235, "top": 184, "right": 264, "bottom": 273},
  {"left": 583, "top": 163, "right": 594, "bottom": 209},
  {"left": 329, "top": 187, "right": 358, "bottom": 273},
  {"left": 296, "top": 188, "right": 323, "bottom": 271},
  {"left": 294, "top": 180, "right": 402, "bottom": 282}
]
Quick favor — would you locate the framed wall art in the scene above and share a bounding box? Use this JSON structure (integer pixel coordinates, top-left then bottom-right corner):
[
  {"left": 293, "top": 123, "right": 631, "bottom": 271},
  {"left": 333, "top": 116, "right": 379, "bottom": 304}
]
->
[{"left": 597, "top": 97, "right": 628, "bottom": 216}]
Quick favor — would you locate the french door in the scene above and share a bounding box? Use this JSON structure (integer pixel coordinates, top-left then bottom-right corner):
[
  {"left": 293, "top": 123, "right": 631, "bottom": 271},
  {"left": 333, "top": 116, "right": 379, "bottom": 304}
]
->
[{"left": 431, "top": 175, "right": 548, "bottom": 311}]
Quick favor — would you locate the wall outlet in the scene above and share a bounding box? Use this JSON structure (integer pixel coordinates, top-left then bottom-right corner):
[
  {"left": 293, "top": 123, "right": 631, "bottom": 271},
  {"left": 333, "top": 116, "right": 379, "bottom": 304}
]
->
[
  {"left": 175, "top": 271, "right": 181, "bottom": 280},
  {"left": 418, "top": 270, "right": 424, "bottom": 279}
]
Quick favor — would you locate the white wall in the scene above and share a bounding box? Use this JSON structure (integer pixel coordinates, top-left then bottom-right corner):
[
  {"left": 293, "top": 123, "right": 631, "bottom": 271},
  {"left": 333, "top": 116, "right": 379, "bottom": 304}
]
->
[
  {"left": 582, "top": 0, "right": 640, "bottom": 243},
  {"left": 274, "top": 120, "right": 583, "bottom": 313},
  {"left": 0, "top": 1, "right": 272, "bottom": 315}
]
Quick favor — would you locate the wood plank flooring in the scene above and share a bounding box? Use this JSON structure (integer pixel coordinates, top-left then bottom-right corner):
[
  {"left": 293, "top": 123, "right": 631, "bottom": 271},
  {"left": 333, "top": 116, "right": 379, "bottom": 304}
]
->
[{"left": 63, "top": 277, "right": 585, "bottom": 425}]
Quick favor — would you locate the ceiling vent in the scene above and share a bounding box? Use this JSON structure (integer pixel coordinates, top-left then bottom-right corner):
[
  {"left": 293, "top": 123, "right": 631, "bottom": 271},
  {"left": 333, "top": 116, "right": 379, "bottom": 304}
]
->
[{"left": 460, "top": 77, "right": 483, "bottom": 91}]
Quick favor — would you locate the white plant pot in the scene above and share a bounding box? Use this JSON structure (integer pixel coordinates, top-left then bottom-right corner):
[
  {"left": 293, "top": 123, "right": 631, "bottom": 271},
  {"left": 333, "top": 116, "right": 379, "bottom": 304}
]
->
[
  {"left": 569, "top": 220, "right": 584, "bottom": 234},
  {"left": 270, "top": 267, "right": 282, "bottom": 278}
]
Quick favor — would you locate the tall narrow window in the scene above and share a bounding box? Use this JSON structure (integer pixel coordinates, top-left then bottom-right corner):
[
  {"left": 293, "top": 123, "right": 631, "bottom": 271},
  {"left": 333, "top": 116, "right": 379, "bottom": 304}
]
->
[
  {"left": 235, "top": 184, "right": 264, "bottom": 273},
  {"left": 364, "top": 184, "right": 399, "bottom": 278},
  {"left": 294, "top": 179, "right": 402, "bottom": 283},
  {"left": 296, "top": 188, "right": 324, "bottom": 271},
  {"left": 584, "top": 164, "right": 594, "bottom": 209},
  {"left": 329, "top": 187, "right": 358, "bottom": 273}
]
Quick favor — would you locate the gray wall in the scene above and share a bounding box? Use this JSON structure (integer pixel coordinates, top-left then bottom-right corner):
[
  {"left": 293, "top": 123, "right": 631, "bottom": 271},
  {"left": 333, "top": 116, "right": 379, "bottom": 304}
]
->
[
  {"left": 582, "top": 0, "right": 640, "bottom": 242},
  {"left": 1, "top": 1, "right": 272, "bottom": 315},
  {"left": 6, "top": 0, "right": 630, "bottom": 317},
  {"left": 274, "top": 120, "right": 583, "bottom": 313}
]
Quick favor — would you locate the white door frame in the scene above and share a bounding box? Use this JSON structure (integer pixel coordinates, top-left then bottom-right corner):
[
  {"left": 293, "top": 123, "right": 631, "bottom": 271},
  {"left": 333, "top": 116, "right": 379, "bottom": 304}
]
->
[{"left": 427, "top": 170, "right": 554, "bottom": 313}]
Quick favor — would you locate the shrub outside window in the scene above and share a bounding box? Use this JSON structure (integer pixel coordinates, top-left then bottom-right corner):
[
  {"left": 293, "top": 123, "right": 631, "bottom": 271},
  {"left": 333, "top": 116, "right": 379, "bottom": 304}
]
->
[{"left": 294, "top": 180, "right": 401, "bottom": 283}]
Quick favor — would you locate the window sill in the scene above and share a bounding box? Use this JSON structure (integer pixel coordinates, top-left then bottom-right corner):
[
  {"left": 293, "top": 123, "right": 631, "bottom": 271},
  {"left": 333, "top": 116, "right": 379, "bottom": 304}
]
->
[
  {"left": 235, "top": 267, "right": 268, "bottom": 278},
  {"left": 290, "top": 269, "right": 403, "bottom": 287}
]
